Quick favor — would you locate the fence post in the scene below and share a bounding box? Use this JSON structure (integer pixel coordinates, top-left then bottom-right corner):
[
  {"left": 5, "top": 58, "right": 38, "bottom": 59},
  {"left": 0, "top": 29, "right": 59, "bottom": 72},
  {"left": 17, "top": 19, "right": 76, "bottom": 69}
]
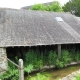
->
[
  {"left": 19, "top": 59, "right": 24, "bottom": 80},
  {"left": 58, "top": 44, "right": 61, "bottom": 59}
]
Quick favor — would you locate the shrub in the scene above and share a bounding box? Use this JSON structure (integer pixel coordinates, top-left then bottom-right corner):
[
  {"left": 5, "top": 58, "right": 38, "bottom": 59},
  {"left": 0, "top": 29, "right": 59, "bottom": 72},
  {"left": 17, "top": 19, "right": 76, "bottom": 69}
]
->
[
  {"left": 24, "top": 64, "right": 33, "bottom": 75},
  {"left": 48, "top": 50, "right": 57, "bottom": 65},
  {"left": 55, "top": 59, "right": 66, "bottom": 68},
  {"left": 24, "top": 49, "right": 44, "bottom": 69},
  {"left": 55, "top": 50, "right": 72, "bottom": 68},
  {"left": 34, "top": 60, "right": 43, "bottom": 69},
  {"left": 61, "top": 50, "right": 72, "bottom": 64},
  {"left": 70, "top": 48, "right": 80, "bottom": 62},
  {"left": 24, "top": 50, "right": 37, "bottom": 66}
]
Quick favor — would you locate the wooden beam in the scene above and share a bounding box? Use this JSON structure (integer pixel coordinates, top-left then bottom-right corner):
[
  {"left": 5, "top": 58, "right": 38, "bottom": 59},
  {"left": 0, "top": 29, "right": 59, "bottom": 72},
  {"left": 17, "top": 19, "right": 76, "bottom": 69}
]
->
[
  {"left": 19, "top": 59, "right": 24, "bottom": 80},
  {"left": 58, "top": 44, "right": 61, "bottom": 59}
]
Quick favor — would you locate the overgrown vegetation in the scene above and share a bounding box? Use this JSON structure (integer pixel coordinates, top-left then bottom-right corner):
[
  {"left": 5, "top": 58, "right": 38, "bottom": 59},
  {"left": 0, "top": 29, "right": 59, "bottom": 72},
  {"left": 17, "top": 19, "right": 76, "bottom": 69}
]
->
[
  {"left": 55, "top": 50, "right": 72, "bottom": 68},
  {"left": 1, "top": 48, "right": 80, "bottom": 80},
  {"left": 74, "top": 75, "right": 80, "bottom": 80},
  {"left": 24, "top": 50, "right": 44, "bottom": 69},
  {"left": 27, "top": 73, "right": 51, "bottom": 80},
  {"left": 30, "top": 1, "right": 63, "bottom": 12},
  {"left": 0, "top": 61, "right": 19, "bottom": 80},
  {"left": 63, "top": 0, "right": 80, "bottom": 16}
]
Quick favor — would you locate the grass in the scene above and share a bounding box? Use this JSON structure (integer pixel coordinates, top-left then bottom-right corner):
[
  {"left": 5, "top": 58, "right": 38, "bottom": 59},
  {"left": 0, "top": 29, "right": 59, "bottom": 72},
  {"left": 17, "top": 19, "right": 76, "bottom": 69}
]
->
[{"left": 74, "top": 75, "right": 80, "bottom": 80}]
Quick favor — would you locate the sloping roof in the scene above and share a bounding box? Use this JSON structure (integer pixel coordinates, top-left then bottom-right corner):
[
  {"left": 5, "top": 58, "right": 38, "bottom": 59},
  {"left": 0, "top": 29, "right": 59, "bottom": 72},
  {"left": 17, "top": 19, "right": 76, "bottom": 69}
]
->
[{"left": 0, "top": 8, "right": 80, "bottom": 47}]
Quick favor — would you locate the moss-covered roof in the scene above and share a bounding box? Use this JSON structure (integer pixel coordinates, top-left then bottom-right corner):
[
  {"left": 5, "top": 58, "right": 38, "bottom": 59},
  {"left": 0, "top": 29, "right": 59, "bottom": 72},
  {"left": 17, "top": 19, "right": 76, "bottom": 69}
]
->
[{"left": 0, "top": 8, "right": 80, "bottom": 47}]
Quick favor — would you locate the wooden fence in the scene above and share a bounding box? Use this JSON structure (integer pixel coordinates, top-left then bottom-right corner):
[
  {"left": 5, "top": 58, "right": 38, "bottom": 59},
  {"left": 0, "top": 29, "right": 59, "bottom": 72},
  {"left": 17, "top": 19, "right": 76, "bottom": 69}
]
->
[{"left": 7, "top": 58, "right": 24, "bottom": 80}]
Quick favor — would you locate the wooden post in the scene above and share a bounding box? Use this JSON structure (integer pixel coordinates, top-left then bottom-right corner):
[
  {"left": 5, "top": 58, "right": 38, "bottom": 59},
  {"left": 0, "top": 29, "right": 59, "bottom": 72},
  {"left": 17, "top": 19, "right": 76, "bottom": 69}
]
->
[
  {"left": 58, "top": 44, "right": 61, "bottom": 59},
  {"left": 19, "top": 59, "right": 24, "bottom": 80}
]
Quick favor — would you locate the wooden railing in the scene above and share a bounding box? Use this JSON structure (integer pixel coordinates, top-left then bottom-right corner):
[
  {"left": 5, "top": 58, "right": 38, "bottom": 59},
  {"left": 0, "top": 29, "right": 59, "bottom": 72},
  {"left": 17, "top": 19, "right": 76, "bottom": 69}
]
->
[{"left": 7, "top": 58, "right": 24, "bottom": 80}]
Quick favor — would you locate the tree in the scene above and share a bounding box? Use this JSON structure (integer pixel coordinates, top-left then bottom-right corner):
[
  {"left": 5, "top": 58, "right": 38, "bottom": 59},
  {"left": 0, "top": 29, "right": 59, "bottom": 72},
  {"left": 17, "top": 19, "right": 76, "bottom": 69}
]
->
[
  {"left": 30, "top": 1, "right": 63, "bottom": 12},
  {"left": 50, "top": 1, "right": 63, "bottom": 12},
  {"left": 62, "top": 2, "right": 71, "bottom": 12},
  {"left": 63, "top": 0, "right": 80, "bottom": 16}
]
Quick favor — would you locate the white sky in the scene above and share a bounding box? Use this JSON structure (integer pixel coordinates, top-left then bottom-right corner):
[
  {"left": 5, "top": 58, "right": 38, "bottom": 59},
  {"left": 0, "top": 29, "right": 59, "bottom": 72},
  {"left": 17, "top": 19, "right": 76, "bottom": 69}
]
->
[{"left": 0, "top": 0, "right": 69, "bottom": 9}]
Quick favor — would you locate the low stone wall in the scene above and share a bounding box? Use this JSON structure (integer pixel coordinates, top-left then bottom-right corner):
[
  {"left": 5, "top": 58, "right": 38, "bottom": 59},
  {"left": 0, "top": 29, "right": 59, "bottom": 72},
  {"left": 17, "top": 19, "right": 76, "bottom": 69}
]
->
[{"left": 0, "top": 48, "right": 8, "bottom": 75}]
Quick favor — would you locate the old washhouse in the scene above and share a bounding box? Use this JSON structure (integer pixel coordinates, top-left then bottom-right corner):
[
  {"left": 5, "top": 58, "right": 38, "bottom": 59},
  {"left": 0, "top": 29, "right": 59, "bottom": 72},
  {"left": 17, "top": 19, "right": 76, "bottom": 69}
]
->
[{"left": 0, "top": 8, "right": 80, "bottom": 74}]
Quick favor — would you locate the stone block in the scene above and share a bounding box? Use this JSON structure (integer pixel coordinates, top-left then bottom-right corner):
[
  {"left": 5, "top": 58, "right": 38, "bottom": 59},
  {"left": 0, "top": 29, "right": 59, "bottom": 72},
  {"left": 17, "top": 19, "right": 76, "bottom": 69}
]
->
[{"left": 0, "top": 48, "right": 8, "bottom": 75}]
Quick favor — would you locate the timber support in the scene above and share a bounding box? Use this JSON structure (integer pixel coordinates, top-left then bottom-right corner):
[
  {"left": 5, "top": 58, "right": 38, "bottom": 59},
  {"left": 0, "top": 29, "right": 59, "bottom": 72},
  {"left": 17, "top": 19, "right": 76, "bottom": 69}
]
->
[{"left": 57, "top": 44, "right": 61, "bottom": 59}]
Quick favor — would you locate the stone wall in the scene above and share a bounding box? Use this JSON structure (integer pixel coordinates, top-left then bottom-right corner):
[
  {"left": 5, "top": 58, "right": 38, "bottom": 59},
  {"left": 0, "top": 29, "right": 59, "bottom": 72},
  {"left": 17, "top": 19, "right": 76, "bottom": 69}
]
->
[{"left": 0, "top": 48, "right": 8, "bottom": 75}]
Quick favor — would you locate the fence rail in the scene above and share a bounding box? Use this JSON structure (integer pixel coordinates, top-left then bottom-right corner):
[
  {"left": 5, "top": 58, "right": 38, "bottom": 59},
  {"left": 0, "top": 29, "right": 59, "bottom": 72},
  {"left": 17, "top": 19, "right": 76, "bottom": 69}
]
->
[
  {"left": 7, "top": 58, "right": 19, "bottom": 68},
  {"left": 7, "top": 58, "right": 24, "bottom": 80}
]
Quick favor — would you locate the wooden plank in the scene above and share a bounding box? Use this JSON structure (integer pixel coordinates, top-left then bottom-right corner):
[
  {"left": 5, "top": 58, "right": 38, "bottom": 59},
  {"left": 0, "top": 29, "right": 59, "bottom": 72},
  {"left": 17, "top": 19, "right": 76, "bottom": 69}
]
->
[
  {"left": 19, "top": 59, "right": 24, "bottom": 80},
  {"left": 58, "top": 44, "right": 61, "bottom": 59}
]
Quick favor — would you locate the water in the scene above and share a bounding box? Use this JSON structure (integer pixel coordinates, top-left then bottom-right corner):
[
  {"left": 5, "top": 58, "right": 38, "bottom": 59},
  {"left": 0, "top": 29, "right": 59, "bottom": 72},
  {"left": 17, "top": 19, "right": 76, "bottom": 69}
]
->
[{"left": 25, "top": 64, "right": 80, "bottom": 80}]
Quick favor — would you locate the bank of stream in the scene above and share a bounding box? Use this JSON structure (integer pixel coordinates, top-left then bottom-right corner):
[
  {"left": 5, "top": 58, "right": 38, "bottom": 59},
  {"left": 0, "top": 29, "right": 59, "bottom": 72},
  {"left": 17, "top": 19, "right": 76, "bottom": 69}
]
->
[{"left": 24, "top": 64, "right": 80, "bottom": 80}]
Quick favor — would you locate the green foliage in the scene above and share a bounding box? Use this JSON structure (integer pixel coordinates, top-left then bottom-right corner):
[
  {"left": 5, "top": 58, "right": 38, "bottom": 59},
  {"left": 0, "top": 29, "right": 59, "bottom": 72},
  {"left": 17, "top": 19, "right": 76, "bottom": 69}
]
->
[
  {"left": 24, "top": 50, "right": 43, "bottom": 69},
  {"left": 24, "top": 64, "right": 33, "bottom": 75},
  {"left": 70, "top": 48, "right": 80, "bottom": 62},
  {"left": 24, "top": 50, "right": 37, "bottom": 66},
  {"left": 55, "top": 59, "right": 66, "bottom": 68},
  {"left": 48, "top": 49, "right": 72, "bottom": 68},
  {"left": 63, "top": 2, "right": 71, "bottom": 12},
  {"left": 30, "top": 1, "right": 63, "bottom": 12},
  {"left": 0, "top": 62, "right": 19, "bottom": 80},
  {"left": 35, "top": 52, "right": 44, "bottom": 68},
  {"left": 28, "top": 73, "right": 50, "bottom": 80},
  {"left": 74, "top": 53, "right": 80, "bottom": 62},
  {"left": 34, "top": 60, "right": 43, "bottom": 69},
  {"left": 24, "top": 48, "right": 80, "bottom": 69},
  {"left": 61, "top": 50, "right": 72, "bottom": 64},
  {"left": 48, "top": 50, "right": 57, "bottom": 65},
  {"left": 14, "top": 56, "right": 18, "bottom": 63},
  {"left": 55, "top": 50, "right": 72, "bottom": 68},
  {"left": 2, "top": 47, "right": 80, "bottom": 80},
  {"left": 50, "top": 1, "right": 63, "bottom": 12},
  {"left": 37, "top": 73, "right": 50, "bottom": 80},
  {"left": 73, "top": 75, "right": 80, "bottom": 80},
  {"left": 30, "top": 4, "right": 45, "bottom": 11},
  {"left": 63, "top": 0, "right": 80, "bottom": 16},
  {"left": 0, "top": 56, "right": 19, "bottom": 80}
]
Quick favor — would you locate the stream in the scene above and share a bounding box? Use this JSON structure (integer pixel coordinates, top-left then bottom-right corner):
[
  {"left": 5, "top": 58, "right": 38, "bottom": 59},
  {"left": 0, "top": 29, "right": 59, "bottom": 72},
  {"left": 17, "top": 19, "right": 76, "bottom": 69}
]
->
[{"left": 24, "top": 64, "right": 80, "bottom": 80}]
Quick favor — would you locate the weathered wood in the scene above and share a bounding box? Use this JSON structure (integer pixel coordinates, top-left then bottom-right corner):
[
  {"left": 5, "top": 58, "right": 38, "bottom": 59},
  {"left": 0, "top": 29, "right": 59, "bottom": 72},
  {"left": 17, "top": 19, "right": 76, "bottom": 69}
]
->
[
  {"left": 19, "top": 59, "right": 24, "bottom": 80},
  {"left": 8, "top": 58, "right": 19, "bottom": 68},
  {"left": 58, "top": 44, "right": 61, "bottom": 59}
]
